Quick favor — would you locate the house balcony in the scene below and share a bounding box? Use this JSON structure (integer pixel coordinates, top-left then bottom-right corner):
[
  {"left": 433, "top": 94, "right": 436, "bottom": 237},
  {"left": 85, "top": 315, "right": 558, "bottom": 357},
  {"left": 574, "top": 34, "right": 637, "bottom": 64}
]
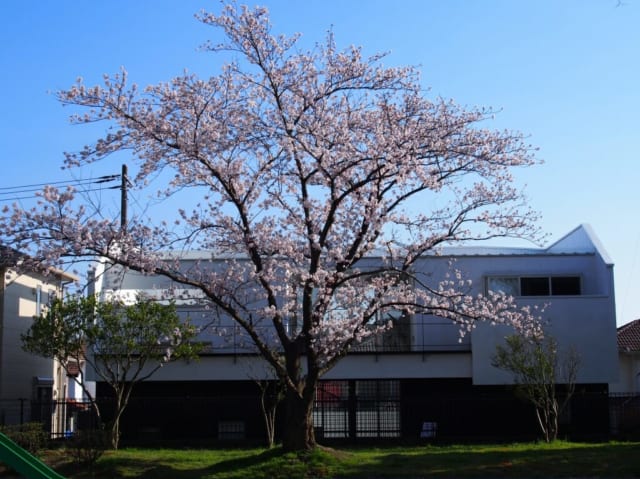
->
[{"left": 195, "top": 316, "right": 471, "bottom": 356}]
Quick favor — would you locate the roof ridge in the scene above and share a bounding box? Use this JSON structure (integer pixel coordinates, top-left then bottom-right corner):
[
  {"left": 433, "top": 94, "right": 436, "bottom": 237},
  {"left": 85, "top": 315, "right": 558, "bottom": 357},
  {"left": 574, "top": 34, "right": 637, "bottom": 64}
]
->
[
  {"left": 617, "top": 318, "right": 640, "bottom": 352},
  {"left": 618, "top": 318, "right": 640, "bottom": 332}
]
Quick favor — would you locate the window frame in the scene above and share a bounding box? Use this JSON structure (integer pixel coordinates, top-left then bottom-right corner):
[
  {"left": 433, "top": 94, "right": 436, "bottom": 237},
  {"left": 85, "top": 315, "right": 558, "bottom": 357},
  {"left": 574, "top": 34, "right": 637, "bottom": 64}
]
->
[{"left": 486, "top": 275, "right": 582, "bottom": 297}]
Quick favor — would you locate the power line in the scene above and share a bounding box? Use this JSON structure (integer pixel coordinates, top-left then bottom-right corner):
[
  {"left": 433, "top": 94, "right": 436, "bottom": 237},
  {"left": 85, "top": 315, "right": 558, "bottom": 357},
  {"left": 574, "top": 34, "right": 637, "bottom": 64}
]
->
[
  {"left": 0, "top": 180, "right": 118, "bottom": 196},
  {"left": 0, "top": 186, "right": 118, "bottom": 203},
  {"left": 0, "top": 175, "right": 119, "bottom": 192},
  {"left": 0, "top": 174, "right": 121, "bottom": 203}
]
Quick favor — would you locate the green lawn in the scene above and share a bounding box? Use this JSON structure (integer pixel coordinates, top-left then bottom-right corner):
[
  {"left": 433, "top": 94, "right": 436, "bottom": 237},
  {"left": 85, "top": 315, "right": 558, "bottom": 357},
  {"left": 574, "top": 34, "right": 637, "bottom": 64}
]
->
[{"left": 24, "top": 441, "right": 640, "bottom": 478}]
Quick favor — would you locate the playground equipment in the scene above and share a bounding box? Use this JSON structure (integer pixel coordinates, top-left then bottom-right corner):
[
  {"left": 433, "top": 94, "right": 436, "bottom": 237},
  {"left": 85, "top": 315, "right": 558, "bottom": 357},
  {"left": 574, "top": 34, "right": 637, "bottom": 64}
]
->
[{"left": 0, "top": 432, "right": 66, "bottom": 479}]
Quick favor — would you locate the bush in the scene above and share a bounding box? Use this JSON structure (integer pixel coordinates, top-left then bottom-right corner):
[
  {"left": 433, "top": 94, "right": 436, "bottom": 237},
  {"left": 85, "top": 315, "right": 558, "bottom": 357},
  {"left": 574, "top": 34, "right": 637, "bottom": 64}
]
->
[
  {"left": 68, "top": 429, "right": 109, "bottom": 467},
  {"left": 0, "top": 422, "right": 48, "bottom": 454}
]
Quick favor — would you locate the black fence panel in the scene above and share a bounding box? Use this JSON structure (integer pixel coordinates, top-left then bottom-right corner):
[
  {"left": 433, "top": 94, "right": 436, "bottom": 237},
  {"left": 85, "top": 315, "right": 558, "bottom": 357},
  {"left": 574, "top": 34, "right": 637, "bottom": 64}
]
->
[
  {"left": 610, "top": 393, "right": 640, "bottom": 439},
  {"left": 1, "top": 389, "right": 629, "bottom": 445}
]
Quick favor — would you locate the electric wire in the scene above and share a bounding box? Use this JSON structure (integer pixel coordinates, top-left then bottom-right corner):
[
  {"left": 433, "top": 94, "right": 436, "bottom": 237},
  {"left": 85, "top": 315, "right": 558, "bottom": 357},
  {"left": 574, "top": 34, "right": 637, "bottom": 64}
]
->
[
  {"left": 0, "top": 175, "right": 121, "bottom": 203},
  {"left": 0, "top": 175, "right": 119, "bottom": 191}
]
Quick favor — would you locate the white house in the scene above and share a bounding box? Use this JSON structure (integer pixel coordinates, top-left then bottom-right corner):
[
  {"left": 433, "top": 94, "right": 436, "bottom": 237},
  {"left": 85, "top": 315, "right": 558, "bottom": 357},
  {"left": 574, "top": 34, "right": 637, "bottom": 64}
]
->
[
  {"left": 0, "top": 246, "right": 78, "bottom": 435},
  {"left": 90, "top": 224, "right": 618, "bottom": 442},
  {"left": 610, "top": 319, "right": 640, "bottom": 394},
  {"left": 608, "top": 319, "right": 640, "bottom": 436}
]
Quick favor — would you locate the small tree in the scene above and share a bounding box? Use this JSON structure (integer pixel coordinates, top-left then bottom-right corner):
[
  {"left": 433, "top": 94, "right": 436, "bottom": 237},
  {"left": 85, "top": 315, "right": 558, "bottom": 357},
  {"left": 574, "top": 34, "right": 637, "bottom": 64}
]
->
[
  {"left": 22, "top": 295, "right": 201, "bottom": 449},
  {"left": 492, "top": 334, "right": 579, "bottom": 442},
  {"left": 256, "top": 378, "right": 286, "bottom": 448},
  {"left": 243, "top": 358, "right": 286, "bottom": 448}
]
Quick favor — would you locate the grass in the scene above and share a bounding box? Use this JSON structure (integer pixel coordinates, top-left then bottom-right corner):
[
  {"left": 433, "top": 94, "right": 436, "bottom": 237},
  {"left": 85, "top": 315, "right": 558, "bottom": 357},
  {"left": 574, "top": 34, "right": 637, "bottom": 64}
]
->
[{"left": 12, "top": 440, "right": 640, "bottom": 478}]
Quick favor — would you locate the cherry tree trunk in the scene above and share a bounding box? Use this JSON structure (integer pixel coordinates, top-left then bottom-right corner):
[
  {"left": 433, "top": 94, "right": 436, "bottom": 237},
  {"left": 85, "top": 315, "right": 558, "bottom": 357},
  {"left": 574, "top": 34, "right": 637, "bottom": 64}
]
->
[{"left": 281, "top": 388, "right": 316, "bottom": 451}]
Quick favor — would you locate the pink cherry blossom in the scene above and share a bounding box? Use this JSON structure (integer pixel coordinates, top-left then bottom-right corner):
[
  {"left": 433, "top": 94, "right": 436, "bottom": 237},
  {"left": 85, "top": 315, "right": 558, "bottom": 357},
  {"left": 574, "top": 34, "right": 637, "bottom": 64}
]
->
[{"left": 0, "top": 3, "right": 542, "bottom": 451}]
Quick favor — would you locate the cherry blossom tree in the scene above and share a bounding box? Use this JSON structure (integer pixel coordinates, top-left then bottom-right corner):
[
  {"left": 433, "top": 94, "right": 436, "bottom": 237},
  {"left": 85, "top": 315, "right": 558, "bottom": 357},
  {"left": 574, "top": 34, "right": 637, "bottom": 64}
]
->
[{"left": 1, "top": 4, "right": 542, "bottom": 451}]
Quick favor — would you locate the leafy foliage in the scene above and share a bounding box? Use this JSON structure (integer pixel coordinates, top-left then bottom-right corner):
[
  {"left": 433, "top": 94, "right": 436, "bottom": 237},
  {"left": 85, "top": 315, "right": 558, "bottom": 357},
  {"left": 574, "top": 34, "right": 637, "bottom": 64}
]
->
[
  {"left": 22, "top": 295, "right": 201, "bottom": 448},
  {"left": 0, "top": 422, "right": 48, "bottom": 454}
]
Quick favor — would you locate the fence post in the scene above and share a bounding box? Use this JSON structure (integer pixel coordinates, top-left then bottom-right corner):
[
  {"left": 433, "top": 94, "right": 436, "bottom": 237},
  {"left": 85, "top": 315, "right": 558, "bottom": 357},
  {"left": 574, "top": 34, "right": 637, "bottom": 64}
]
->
[{"left": 348, "top": 381, "right": 357, "bottom": 439}]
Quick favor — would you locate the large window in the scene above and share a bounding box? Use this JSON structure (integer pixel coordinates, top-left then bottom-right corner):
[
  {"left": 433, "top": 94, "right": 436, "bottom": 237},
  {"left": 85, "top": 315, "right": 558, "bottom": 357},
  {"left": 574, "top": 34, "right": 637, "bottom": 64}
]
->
[{"left": 487, "top": 275, "right": 581, "bottom": 297}]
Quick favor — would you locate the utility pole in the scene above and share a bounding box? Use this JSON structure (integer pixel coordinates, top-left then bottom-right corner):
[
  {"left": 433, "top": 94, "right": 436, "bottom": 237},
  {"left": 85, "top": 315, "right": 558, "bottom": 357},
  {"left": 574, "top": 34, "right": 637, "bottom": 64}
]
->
[{"left": 120, "top": 164, "right": 128, "bottom": 230}]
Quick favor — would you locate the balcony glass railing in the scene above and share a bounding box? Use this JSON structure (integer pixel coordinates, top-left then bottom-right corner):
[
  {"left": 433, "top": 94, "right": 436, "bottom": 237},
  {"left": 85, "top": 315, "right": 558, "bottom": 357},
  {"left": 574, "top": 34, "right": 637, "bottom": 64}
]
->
[{"left": 191, "top": 317, "right": 471, "bottom": 355}]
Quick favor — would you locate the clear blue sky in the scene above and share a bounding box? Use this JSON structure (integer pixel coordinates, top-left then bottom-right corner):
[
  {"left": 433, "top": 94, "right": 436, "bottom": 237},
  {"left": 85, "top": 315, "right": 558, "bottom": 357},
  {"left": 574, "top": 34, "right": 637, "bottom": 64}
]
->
[{"left": 1, "top": 1, "right": 638, "bottom": 326}]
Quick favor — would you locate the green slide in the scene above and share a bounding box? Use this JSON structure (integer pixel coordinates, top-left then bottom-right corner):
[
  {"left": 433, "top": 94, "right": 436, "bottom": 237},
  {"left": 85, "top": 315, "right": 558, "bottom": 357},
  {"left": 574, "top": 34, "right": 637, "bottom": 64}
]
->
[{"left": 0, "top": 432, "right": 66, "bottom": 479}]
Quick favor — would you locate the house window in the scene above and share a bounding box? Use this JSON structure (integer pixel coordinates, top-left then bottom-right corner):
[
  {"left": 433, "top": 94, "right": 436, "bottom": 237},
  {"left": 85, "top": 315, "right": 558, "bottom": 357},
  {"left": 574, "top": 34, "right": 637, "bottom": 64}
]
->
[
  {"left": 486, "top": 277, "right": 519, "bottom": 296},
  {"left": 550, "top": 276, "right": 581, "bottom": 295},
  {"left": 520, "top": 277, "right": 550, "bottom": 296},
  {"left": 488, "top": 276, "right": 581, "bottom": 297}
]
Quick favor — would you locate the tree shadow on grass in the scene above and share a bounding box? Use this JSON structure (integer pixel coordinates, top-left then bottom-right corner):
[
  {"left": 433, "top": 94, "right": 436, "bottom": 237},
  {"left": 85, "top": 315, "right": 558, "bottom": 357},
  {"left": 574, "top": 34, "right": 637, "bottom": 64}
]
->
[
  {"left": 60, "top": 447, "right": 310, "bottom": 479},
  {"left": 355, "top": 442, "right": 640, "bottom": 478}
]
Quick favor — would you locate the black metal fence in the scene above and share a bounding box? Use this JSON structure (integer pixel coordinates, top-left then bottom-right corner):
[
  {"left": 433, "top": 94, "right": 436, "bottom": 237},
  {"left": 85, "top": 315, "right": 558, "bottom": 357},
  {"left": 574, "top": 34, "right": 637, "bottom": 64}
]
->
[
  {"left": 0, "top": 398, "right": 98, "bottom": 440},
  {"left": 609, "top": 393, "right": 640, "bottom": 439},
  {"left": 1, "top": 392, "right": 638, "bottom": 445}
]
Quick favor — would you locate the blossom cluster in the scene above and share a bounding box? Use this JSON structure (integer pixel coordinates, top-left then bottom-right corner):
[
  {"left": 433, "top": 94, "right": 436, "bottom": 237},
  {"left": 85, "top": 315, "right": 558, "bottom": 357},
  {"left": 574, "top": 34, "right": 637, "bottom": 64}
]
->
[{"left": 0, "top": 3, "right": 541, "bottom": 385}]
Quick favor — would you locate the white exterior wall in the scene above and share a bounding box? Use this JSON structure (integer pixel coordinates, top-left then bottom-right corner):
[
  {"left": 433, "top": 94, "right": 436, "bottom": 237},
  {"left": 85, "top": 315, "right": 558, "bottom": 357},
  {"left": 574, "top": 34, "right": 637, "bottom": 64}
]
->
[
  {"left": 91, "top": 225, "right": 618, "bottom": 387},
  {"left": 112, "top": 352, "right": 472, "bottom": 381},
  {"left": 610, "top": 352, "right": 640, "bottom": 394},
  {"left": 0, "top": 270, "right": 59, "bottom": 401},
  {"left": 471, "top": 294, "right": 617, "bottom": 385},
  {"left": 0, "top": 267, "right": 77, "bottom": 429},
  {"left": 443, "top": 252, "right": 618, "bottom": 386}
]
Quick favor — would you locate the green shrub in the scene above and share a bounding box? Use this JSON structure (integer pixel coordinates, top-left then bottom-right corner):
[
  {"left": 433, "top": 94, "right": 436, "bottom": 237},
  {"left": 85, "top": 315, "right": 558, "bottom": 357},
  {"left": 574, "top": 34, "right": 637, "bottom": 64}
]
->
[
  {"left": 0, "top": 422, "right": 48, "bottom": 453},
  {"left": 68, "top": 429, "right": 108, "bottom": 467}
]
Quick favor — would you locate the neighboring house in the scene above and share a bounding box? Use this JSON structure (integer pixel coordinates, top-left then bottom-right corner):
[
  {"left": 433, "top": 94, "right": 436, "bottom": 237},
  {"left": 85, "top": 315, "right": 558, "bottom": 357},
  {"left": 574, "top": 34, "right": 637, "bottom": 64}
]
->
[
  {"left": 611, "top": 319, "right": 640, "bottom": 394},
  {"left": 90, "top": 224, "right": 618, "bottom": 442},
  {"left": 609, "top": 319, "right": 640, "bottom": 436},
  {"left": 0, "top": 246, "right": 78, "bottom": 435}
]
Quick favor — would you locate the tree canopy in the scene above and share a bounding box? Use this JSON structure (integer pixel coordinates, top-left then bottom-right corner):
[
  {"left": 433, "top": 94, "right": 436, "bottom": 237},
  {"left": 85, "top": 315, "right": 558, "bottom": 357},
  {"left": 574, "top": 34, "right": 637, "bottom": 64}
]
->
[
  {"left": 3, "top": 4, "right": 541, "bottom": 450},
  {"left": 22, "top": 295, "right": 200, "bottom": 448}
]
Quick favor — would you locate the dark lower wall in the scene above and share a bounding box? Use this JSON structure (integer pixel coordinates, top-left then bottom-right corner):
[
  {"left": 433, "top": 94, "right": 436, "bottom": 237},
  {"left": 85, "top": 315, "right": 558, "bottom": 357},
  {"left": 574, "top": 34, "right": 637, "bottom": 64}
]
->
[
  {"left": 97, "top": 381, "right": 265, "bottom": 444},
  {"left": 401, "top": 379, "right": 609, "bottom": 441},
  {"left": 95, "top": 379, "right": 610, "bottom": 445}
]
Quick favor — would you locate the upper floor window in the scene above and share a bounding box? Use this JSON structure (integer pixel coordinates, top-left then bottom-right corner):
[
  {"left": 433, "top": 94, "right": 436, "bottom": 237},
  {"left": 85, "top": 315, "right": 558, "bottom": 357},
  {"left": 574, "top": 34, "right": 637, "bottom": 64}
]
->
[{"left": 487, "top": 275, "right": 581, "bottom": 297}]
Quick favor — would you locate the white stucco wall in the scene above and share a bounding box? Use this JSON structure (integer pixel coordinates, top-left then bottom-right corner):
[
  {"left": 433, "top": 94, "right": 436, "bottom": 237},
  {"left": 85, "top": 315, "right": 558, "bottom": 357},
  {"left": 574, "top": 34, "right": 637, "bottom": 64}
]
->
[
  {"left": 0, "top": 271, "right": 59, "bottom": 401},
  {"left": 471, "top": 295, "right": 618, "bottom": 385},
  {"left": 90, "top": 225, "right": 618, "bottom": 387},
  {"left": 91, "top": 351, "right": 472, "bottom": 382},
  {"left": 610, "top": 352, "right": 640, "bottom": 394},
  {"left": 412, "top": 250, "right": 617, "bottom": 386}
]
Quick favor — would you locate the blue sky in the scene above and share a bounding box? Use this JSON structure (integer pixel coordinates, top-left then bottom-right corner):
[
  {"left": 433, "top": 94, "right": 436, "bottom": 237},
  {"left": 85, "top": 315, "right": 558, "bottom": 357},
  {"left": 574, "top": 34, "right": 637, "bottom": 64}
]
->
[{"left": 1, "top": 1, "right": 638, "bottom": 325}]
